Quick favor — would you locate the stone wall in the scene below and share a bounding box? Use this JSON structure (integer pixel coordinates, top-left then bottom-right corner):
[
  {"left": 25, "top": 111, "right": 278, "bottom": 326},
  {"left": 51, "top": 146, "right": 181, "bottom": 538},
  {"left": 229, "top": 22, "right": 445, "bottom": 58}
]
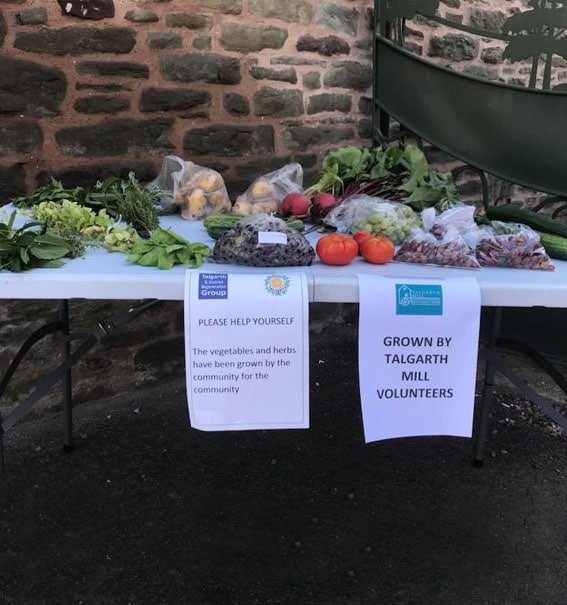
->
[{"left": 0, "top": 0, "right": 376, "bottom": 201}]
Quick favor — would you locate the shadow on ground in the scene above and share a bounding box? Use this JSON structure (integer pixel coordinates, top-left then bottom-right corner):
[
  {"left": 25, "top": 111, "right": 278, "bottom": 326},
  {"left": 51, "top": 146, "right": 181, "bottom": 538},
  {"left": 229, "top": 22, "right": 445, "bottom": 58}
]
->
[{"left": 1, "top": 321, "right": 566, "bottom": 605}]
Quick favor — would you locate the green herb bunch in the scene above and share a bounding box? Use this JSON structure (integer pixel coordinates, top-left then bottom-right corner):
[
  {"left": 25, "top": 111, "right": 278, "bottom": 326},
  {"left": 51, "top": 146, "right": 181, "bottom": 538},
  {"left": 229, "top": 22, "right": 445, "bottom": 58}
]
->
[
  {"left": 127, "top": 228, "right": 211, "bottom": 270},
  {"left": 0, "top": 212, "right": 73, "bottom": 272}
]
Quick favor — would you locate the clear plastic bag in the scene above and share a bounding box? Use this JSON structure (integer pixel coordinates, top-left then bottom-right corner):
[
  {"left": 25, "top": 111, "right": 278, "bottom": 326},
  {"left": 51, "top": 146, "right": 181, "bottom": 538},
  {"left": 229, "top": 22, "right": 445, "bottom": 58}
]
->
[
  {"left": 323, "top": 194, "right": 421, "bottom": 244},
  {"left": 466, "top": 222, "right": 555, "bottom": 270},
  {"left": 148, "top": 155, "right": 231, "bottom": 220},
  {"left": 233, "top": 163, "right": 304, "bottom": 216},
  {"left": 211, "top": 214, "right": 315, "bottom": 267},
  {"left": 395, "top": 224, "right": 481, "bottom": 269}
]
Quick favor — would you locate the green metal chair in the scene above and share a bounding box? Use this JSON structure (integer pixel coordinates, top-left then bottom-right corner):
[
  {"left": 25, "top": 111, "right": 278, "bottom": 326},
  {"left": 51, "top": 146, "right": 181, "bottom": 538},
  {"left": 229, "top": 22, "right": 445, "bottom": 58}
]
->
[{"left": 372, "top": 0, "right": 567, "bottom": 206}]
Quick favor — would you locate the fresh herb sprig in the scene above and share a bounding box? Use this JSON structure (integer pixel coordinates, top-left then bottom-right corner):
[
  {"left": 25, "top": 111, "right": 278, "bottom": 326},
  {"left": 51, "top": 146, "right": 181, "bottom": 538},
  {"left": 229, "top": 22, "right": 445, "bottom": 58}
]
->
[
  {"left": 0, "top": 211, "right": 73, "bottom": 272},
  {"left": 127, "top": 228, "right": 211, "bottom": 270}
]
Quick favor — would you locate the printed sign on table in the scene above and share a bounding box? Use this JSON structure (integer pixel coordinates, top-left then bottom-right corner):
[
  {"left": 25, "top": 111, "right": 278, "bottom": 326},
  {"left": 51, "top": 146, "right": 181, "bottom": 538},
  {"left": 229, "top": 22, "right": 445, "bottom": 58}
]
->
[
  {"left": 358, "top": 275, "right": 481, "bottom": 442},
  {"left": 184, "top": 271, "right": 309, "bottom": 431}
]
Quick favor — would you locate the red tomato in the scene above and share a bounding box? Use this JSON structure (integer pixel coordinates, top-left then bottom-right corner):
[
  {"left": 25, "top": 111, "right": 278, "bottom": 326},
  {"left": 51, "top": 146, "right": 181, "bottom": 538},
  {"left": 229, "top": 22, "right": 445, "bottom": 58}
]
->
[
  {"left": 316, "top": 233, "right": 358, "bottom": 266},
  {"left": 359, "top": 235, "right": 395, "bottom": 265},
  {"left": 353, "top": 231, "right": 372, "bottom": 247}
]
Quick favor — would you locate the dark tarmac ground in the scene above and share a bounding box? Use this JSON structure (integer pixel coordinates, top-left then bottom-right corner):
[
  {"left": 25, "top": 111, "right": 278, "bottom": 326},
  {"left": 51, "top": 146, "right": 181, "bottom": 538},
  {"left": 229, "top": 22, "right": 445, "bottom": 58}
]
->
[{"left": 1, "top": 311, "right": 567, "bottom": 605}]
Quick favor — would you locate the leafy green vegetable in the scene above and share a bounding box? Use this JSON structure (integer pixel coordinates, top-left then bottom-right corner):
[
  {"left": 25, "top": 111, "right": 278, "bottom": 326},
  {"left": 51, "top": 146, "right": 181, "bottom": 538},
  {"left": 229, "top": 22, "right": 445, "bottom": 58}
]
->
[
  {"left": 0, "top": 212, "right": 73, "bottom": 272},
  {"left": 126, "top": 228, "right": 211, "bottom": 270},
  {"left": 306, "top": 144, "right": 460, "bottom": 211}
]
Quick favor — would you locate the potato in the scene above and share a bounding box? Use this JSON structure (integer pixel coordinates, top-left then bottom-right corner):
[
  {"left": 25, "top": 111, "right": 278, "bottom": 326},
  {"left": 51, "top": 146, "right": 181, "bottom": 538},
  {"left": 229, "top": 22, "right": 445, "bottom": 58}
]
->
[
  {"left": 233, "top": 198, "right": 253, "bottom": 216},
  {"left": 251, "top": 199, "right": 278, "bottom": 214},
  {"left": 196, "top": 171, "right": 222, "bottom": 193},
  {"left": 250, "top": 180, "right": 275, "bottom": 200}
]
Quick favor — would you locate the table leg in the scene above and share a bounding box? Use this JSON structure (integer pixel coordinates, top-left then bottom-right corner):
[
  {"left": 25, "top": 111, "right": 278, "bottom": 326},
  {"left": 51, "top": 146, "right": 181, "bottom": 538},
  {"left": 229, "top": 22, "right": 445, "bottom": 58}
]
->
[
  {"left": 473, "top": 307, "right": 502, "bottom": 467},
  {"left": 59, "top": 300, "right": 74, "bottom": 453}
]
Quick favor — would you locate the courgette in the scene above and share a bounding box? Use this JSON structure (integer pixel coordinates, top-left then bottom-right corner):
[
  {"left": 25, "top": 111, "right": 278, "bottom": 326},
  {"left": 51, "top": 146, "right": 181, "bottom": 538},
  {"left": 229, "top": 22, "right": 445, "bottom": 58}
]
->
[
  {"left": 485, "top": 204, "right": 567, "bottom": 238},
  {"left": 203, "top": 213, "right": 305, "bottom": 240},
  {"left": 538, "top": 232, "right": 567, "bottom": 260}
]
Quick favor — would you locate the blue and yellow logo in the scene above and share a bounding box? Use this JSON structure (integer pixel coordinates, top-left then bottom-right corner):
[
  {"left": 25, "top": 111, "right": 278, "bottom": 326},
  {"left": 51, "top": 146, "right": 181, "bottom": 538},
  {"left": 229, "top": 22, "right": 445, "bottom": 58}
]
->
[{"left": 265, "top": 274, "right": 290, "bottom": 296}]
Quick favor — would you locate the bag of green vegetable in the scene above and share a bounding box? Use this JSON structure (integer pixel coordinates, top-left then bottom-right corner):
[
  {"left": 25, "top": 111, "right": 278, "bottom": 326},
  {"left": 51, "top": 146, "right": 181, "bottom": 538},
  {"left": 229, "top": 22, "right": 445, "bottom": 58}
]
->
[
  {"left": 211, "top": 215, "right": 315, "bottom": 267},
  {"left": 323, "top": 194, "right": 421, "bottom": 244}
]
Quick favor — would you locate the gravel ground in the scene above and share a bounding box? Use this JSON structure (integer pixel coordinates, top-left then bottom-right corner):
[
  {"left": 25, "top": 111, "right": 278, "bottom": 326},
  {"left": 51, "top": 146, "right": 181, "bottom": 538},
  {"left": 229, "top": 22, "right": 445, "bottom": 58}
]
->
[{"left": 1, "top": 321, "right": 567, "bottom": 605}]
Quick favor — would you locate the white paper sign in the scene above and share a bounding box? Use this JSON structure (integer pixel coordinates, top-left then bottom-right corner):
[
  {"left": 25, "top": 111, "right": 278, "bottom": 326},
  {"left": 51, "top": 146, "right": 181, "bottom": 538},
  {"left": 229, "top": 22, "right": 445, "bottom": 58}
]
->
[
  {"left": 358, "top": 275, "right": 481, "bottom": 442},
  {"left": 184, "top": 271, "right": 309, "bottom": 431}
]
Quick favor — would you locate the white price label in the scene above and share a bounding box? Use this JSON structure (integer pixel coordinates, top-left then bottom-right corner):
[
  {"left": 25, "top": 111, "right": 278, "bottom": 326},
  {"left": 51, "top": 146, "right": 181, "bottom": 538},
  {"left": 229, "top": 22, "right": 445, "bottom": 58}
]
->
[{"left": 258, "top": 231, "right": 287, "bottom": 245}]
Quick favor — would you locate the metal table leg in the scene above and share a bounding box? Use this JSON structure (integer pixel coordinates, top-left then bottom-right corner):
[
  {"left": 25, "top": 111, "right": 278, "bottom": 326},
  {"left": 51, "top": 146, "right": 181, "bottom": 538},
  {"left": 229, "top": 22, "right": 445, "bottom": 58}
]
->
[{"left": 473, "top": 307, "right": 502, "bottom": 467}]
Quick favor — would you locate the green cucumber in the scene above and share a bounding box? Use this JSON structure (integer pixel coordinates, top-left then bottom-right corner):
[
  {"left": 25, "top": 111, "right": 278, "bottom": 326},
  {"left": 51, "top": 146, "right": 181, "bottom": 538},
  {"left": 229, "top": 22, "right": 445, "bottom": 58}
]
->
[
  {"left": 203, "top": 213, "right": 305, "bottom": 240},
  {"left": 538, "top": 232, "right": 567, "bottom": 261},
  {"left": 485, "top": 204, "right": 567, "bottom": 238}
]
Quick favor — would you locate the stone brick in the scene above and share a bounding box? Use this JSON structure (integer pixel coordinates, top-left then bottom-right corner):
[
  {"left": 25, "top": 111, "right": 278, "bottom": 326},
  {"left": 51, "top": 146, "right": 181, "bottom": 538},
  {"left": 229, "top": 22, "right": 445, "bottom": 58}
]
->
[
  {"left": 0, "top": 11, "right": 5, "bottom": 46},
  {"left": 223, "top": 93, "right": 250, "bottom": 115},
  {"left": 235, "top": 157, "right": 292, "bottom": 179},
  {"left": 307, "top": 93, "right": 351, "bottom": 114},
  {"left": 358, "top": 95, "right": 372, "bottom": 115},
  {"left": 441, "top": 0, "right": 460, "bottom": 7},
  {"left": 469, "top": 9, "right": 507, "bottom": 32},
  {"left": 77, "top": 61, "right": 149, "bottom": 78},
  {"left": 297, "top": 34, "right": 350, "bottom": 57},
  {"left": 249, "top": 0, "right": 312, "bottom": 25},
  {"left": 16, "top": 7, "right": 47, "bottom": 25},
  {"left": 316, "top": 4, "right": 358, "bottom": 36},
  {"left": 124, "top": 9, "right": 158, "bottom": 23},
  {"left": 0, "top": 120, "right": 42, "bottom": 156},
  {"left": 192, "top": 36, "right": 211, "bottom": 51},
  {"left": 358, "top": 117, "right": 372, "bottom": 139},
  {"left": 56, "top": 0, "right": 115, "bottom": 20},
  {"left": 14, "top": 27, "right": 136, "bottom": 55},
  {"left": 37, "top": 162, "right": 158, "bottom": 189},
  {"left": 428, "top": 34, "right": 479, "bottom": 61},
  {"left": 0, "top": 164, "right": 26, "bottom": 204},
  {"left": 283, "top": 124, "right": 355, "bottom": 150},
  {"left": 194, "top": 0, "right": 242, "bottom": 14},
  {"left": 146, "top": 32, "right": 182, "bottom": 49},
  {"left": 481, "top": 47, "right": 503, "bottom": 64},
  {"left": 354, "top": 38, "right": 372, "bottom": 51},
  {"left": 76, "top": 83, "right": 131, "bottom": 92},
  {"left": 250, "top": 65, "right": 297, "bottom": 84},
  {"left": 446, "top": 13, "right": 463, "bottom": 24},
  {"left": 160, "top": 53, "right": 241, "bottom": 84},
  {"left": 0, "top": 58, "right": 66, "bottom": 117},
  {"left": 296, "top": 153, "right": 317, "bottom": 169},
  {"left": 139, "top": 88, "right": 210, "bottom": 112},
  {"left": 462, "top": 64, "right": 499, "bottom": 81},
  {"left": 323, "top": 60, "right": 373, "bottom": 91},
  {"left": 219, "top": 23, "right": 287, "bottom": 52},
  {"left": 303, "top": 71, "right": 321, "bottom": 89},
  {"left": 253, "top": 86, "right": 304, "bottom": 117},
  {"left": 272, "top": 58, "right": 327, "bottom": 69},
  {"left": 55, "top": 118, "right": 174, "bottom": 157},
  {"left": 183, "top": 125, "right": 274, "bottom": 157},
  {"left": 165, "top": 13, "right": 212, "bottom": 30},
  {"left": 74, "top": 96, "right": 130, "bottom": 114}
]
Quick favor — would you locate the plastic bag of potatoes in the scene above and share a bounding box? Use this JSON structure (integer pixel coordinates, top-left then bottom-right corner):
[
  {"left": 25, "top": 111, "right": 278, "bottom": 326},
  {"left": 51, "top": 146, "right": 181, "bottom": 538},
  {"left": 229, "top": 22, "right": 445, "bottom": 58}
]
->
[
  {"left": 233, "top": 163, "right": 304, "bottom": 216},
  {"left": 149, "top": 155, "right": 232, "bottom": 220}
]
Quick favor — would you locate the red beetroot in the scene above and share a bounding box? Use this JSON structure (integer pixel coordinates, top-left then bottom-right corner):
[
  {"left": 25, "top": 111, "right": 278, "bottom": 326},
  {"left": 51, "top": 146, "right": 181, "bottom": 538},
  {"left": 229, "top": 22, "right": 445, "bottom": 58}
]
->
[
  {"left": 313, "top": 192, "right": 336, "bottom": 212},
  {"left": 281, "top": 192, "right": 312, "bottom": 218}
]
